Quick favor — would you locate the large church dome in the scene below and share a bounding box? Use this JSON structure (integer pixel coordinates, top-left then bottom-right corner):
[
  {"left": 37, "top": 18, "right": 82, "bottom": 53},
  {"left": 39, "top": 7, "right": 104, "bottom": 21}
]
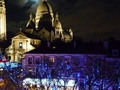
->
[
  {"left": 36, "top": 0, "right": 53, "bottom": 14},
  {"left": 35, "top": 0, "right": 54, "bottom": 29}
]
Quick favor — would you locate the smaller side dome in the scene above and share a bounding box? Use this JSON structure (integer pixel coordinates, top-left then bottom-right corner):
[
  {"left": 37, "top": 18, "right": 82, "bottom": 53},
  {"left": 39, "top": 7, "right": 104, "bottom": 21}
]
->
[
  {"left": 55, "top": 20, "right": 62, "bottom": 29},
  {"left": 54, "top": 13, "right": 62, "bottom": 29},
  {"left": 26, "top": 13, "right": 35, "bottom": 29}
]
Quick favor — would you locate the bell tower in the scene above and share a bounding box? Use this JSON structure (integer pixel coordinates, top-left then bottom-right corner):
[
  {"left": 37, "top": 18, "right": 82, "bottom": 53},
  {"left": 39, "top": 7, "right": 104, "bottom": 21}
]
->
[{"left": 0, "top": 0, "right": 6, "bottom": 41}]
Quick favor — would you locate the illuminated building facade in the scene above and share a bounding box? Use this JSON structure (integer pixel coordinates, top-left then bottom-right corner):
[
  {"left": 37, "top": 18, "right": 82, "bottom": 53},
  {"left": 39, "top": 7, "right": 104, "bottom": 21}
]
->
[
  {"left": 22, "top": 43, "right": 106, "bottom": 90},
  {"left": 0, "top": 0, "right": 6, "bottom": 41},
  {"left": 6, "top": 31, "right": 41, "bottom": 62},
  {"left": 25, "top": 0, "right": 73, "bottom": 42},
  {"left": 21, "top": 41, "right": 120, "bottom": 90},
  {"left": 6, "top": 0, "right": 73, "bottom": 62}
]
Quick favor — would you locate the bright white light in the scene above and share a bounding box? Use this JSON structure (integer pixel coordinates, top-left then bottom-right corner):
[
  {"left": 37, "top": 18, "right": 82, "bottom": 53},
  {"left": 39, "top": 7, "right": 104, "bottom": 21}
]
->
[
  {"left": 23, "top": 78, "right": 75, "bottom": 87},
  {"left": 0, "top": 68, "right": 3, "bottom": 71},
  {"left": 0, "top": 62, "right": 18, "bottom": 68}
]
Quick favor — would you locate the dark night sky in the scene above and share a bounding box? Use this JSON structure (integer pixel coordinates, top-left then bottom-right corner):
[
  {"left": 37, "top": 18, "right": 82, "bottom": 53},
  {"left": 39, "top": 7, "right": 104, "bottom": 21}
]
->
[{"left": 5, "top": 0, "right": 120, "bottom": 41}]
